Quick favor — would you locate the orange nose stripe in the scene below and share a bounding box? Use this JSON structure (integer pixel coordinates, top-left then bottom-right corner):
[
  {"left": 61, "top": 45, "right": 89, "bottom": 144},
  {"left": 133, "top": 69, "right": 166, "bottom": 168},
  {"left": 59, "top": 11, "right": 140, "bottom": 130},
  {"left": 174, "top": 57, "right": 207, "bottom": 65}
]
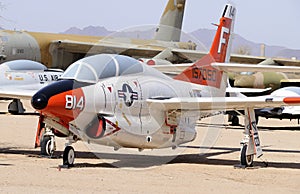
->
[{"left": 42, "top": 88, "right": 85, "bottom": 121}]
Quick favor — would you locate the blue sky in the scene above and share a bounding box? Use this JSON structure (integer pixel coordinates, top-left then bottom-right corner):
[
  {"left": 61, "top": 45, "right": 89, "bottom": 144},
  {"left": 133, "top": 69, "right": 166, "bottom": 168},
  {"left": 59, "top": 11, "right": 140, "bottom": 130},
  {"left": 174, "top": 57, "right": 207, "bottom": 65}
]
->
[{"left": 1, "top": 0, "right": 300, "bottom": 49}]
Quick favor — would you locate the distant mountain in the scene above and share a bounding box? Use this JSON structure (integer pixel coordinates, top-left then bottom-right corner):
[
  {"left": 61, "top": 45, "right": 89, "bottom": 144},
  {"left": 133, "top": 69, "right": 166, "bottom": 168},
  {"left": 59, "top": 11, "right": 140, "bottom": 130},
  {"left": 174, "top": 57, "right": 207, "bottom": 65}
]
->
[
  {"left": 61, "top": 26, "right": 300, "bottom": 59},
  {"left": 276, "top": 49, "right": 300, "bottom": 59},
  {"left": 190, "top": 28, "right": 287, "bottom": 57},
  {"left": 62, "top": 25, "right": 114, "bottom": 36},
  {"left": 61, "top": 25, "right": 154, "bottom": 39}
]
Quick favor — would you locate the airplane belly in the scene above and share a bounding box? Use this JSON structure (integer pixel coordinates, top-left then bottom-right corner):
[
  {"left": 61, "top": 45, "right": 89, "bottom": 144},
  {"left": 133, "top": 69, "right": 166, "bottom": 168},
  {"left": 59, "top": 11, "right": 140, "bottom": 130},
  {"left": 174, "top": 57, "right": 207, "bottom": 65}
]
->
[
  {"left": 86, "top": 112, "right": 197, "bottom": 149},
  {"left": 92, "top": 124, "right": 197, "bottom": 149}
]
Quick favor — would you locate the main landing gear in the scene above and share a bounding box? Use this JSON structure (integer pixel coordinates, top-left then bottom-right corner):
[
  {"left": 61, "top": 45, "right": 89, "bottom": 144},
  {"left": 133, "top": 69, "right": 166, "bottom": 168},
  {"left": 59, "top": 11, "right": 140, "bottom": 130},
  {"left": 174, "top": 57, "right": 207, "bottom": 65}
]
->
[
  {"left": 8, "top": 99, "right": 25, "bottom": 114},
  {"left": 238, "top": 107, "right": 263, "bottom": 167},
  {"left": 240, "top": 144, "right": 254, "bottom": 167}
]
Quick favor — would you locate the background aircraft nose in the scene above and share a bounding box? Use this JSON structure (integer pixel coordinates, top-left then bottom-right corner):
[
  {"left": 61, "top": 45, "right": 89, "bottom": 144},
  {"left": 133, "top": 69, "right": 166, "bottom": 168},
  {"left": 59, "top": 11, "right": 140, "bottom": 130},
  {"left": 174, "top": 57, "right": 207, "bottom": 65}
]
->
[{"left": 31, "top": 93, "right": 48, "bottom": 110}]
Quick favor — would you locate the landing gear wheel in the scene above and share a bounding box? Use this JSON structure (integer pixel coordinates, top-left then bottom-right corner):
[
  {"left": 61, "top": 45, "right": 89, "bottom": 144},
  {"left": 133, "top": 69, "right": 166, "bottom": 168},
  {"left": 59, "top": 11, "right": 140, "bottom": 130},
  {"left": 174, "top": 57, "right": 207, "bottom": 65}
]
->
[
  {"left": 8, "top": 99, "right": 25, "bottom": 114},
  {"left": 240, "top": 144, "right": 254, "bottom": 167},
  {"left": 41, "top": 136, "right": 52, "bottom": 156},
  {"left": 63, "top": 146, "right": 75, "bottom": 167},
  {"left": 231, "top": 115, "right": 239, "bottom": 126}
]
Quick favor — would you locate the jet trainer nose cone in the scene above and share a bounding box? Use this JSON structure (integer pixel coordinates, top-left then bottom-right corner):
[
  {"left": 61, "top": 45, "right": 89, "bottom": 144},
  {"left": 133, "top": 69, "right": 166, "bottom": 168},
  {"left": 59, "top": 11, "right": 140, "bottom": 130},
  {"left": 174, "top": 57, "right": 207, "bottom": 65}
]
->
[{"left": 31, "top": 93, "right": 48, "bottom": 110}]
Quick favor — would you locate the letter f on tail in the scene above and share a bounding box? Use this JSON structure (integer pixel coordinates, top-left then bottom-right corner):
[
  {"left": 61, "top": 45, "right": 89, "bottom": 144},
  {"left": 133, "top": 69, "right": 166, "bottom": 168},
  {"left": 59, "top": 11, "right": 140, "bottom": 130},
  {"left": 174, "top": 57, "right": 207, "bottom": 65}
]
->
[{"left": 174, "top": 4, "right": 236, "bottom": 88}]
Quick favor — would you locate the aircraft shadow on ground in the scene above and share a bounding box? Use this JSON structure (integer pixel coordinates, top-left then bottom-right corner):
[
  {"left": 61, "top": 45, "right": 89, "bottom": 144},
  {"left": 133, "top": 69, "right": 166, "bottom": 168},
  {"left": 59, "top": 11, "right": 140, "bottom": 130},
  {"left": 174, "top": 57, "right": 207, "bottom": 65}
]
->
[
  {"left": 0, "top": 112, "right": 39, "bottom": 116},
  {"left": 0, "top": 146, "right": 299, "bottom": 169}
]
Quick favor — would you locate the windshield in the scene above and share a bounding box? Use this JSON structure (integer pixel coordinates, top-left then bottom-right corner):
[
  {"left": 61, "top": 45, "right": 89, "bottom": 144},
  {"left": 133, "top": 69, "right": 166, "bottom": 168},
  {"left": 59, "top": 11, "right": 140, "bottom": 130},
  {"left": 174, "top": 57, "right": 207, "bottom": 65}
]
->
[
  {"left": 62, "top": 54, "right": 144, "bottom": 83},
  {"left": 3, "top": 60, "right": 47, "bottom": 71}
]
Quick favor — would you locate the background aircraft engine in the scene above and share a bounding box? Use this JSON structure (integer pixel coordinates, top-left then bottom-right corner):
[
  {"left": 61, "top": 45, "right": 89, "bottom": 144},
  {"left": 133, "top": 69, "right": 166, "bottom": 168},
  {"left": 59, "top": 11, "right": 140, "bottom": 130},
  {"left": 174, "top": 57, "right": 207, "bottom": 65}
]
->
[{"left": 0, "top": 31, "right": 41, "bottom": 63}]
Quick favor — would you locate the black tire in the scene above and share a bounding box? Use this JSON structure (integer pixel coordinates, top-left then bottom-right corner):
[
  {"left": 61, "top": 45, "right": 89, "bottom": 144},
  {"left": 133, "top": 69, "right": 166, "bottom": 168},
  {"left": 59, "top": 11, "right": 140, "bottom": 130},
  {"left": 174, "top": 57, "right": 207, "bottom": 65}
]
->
[
  {"left": 231, "top": 116, "right": 239, "bottom": 126},
  {"left": 241, "top": 144, "right": 254, "bottom": 167},
  {"left": 63, "top": 146, "right": 75, "bottom": 167},
  {"left": 40, "top": 136, "right": 51, "bottom": 156},
  {"left": 8, "top": 99, "right": 25, "bottom": 114}
]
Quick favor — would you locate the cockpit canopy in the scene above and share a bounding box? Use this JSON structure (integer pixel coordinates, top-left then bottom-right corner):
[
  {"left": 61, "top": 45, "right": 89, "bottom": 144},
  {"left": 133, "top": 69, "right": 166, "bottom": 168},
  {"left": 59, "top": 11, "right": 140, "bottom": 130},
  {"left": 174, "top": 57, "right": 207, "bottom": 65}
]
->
[
  {"left": 62, "top": 54, "right": 144, "bottom": 83},
  {"left": 1, "top": 60, "right": 47, "bottom": 71}
]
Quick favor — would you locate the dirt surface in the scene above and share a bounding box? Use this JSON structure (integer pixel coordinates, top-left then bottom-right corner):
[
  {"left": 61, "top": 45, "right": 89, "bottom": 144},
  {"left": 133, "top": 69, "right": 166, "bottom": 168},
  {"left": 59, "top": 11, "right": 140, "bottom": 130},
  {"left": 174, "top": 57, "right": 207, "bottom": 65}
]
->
[{"left": 0, "top": 100, "right": 300, "bottom": 193}]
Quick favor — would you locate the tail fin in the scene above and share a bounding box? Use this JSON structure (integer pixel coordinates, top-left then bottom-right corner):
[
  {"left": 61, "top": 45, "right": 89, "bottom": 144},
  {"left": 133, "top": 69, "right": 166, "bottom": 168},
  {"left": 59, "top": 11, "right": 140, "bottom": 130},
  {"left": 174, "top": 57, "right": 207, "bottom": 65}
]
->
[
  {"left": 209, "top": 4, "right": 236, "bottom": 63},
  {"left": 174, "top": 4, "right": 236, "bottom": 88},
  {"left": 154, "top": 0, "right": 186, "bottom": 42}
]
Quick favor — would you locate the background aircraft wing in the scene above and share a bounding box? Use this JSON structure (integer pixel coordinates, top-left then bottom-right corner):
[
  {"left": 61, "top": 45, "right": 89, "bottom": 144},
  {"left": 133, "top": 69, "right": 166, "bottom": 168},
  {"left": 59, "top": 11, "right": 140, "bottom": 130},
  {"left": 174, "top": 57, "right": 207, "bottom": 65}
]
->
[
  {"left": 50, "top": 40, "right": 300, "bottom": 69},
  {"left": 51, "top": 40, "right": 165, "bottom": 57},
  {"left": 171, "top": 48, "right": 300, "bottom": 66},
  {"left": 147, "top": 96, "right": 300, "bottom": 112},
  {"left": 0, "top": 88, "right": 35, "bottom": 100}
]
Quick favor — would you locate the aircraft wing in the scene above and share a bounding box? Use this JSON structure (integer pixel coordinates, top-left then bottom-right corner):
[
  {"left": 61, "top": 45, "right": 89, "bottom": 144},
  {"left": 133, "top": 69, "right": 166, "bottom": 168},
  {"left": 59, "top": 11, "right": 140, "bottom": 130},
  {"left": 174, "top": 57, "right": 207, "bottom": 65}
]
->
[
  {"left": 0, "top": 88, "right": 35, "bottom": 100},
  {"left": 51, "top": 40, "right": 165, "bottom": 58},
  {"left": 147, "top": 96, "right": 300, "bottom": 112}
]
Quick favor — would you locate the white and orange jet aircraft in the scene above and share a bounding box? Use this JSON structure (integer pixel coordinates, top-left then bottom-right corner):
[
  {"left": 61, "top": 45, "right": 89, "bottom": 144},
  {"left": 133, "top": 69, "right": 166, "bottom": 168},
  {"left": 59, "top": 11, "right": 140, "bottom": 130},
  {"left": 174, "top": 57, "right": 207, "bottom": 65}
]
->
[{"left": 25, "top": 4, "right": 300, "bottom": 167}]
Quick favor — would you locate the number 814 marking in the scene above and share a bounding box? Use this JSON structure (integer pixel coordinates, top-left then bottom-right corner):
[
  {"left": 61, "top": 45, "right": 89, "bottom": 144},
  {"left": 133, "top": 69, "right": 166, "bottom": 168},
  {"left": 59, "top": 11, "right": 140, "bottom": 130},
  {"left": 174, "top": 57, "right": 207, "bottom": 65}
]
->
[{"left": 65, "top": 95, "right": 84, "bottom": 110}]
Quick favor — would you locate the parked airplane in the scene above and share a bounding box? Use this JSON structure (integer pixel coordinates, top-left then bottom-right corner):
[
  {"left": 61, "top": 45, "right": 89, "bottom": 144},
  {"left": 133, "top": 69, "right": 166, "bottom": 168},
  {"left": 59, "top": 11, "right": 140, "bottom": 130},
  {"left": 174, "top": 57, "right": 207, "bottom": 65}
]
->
[
  {"left": 2, "top": 4, "right": 298, "bottom": 167},
  {"left": 0, "top": 0, "right": 196, "bottom": 70},
  {"left": 231, "top": 59, "right": 300, "bottom": 90},
  {"left": 26, "top": 4, "right": 300, "bottom": 168},
  {"left": 0, "top": 60, "right": 63, "bottom": 114},
  {"left": 256, "top": 87, "right": 300, "bottom": 122},
  {"left": 227, "top": 86, "right": 300, "bottom": 126},
  {"left": 226, "top": 59, "right": 300, "bottom": 126}
]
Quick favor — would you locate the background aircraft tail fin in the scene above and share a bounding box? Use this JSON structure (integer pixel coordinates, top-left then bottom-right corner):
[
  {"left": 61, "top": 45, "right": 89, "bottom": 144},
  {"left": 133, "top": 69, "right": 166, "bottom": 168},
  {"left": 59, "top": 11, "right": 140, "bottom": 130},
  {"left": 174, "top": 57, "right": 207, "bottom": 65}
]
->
[
  {"left": 154, "top": 0, "right": 186, "bottom": 42},
  {"left": 174, "top": 4, "right": 236, "bottom": 89}
]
